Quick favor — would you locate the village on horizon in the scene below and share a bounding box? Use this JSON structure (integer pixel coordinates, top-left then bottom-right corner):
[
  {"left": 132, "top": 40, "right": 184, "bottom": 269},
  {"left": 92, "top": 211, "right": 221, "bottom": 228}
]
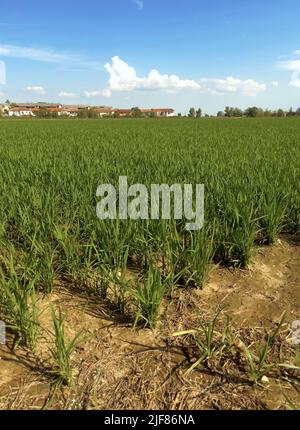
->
[{"left": 0, "top": 102, "right": 175, "bottom": 118}]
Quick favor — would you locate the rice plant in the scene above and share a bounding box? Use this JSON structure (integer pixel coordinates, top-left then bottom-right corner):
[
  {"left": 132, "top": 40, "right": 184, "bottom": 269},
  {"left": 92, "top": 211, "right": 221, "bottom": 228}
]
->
[
  {"left": 0, "top": 117, "right": 299, "bottom": 326},
  {"left": 49, "top": 305, "right": 83, "bottom": 386},
  {"left": 133, "top": 262, "right": 166, "bottom": 328},
  {"left": 172, "top": 310, "right": 226, "bottom": 374},
  {"left": 0, "top": 251, "right": 40, "bottom": 351},
  {"left": 23, "top": 239, "right": 56, "bottom": 293},
  {"left": 257, "top": 189, "right": 288, "bottom": 244},
  {"left": 237, "top": 313, "right": 286, "bottom": 383},
  {"left": 167, "top": 232, "right": 213, "bottom": 288}
]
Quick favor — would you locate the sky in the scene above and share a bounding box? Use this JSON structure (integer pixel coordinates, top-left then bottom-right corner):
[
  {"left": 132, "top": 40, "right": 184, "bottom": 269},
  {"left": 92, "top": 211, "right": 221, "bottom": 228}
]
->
[{"left": 1, "top": 0, "right": 300, "bottom": 114}]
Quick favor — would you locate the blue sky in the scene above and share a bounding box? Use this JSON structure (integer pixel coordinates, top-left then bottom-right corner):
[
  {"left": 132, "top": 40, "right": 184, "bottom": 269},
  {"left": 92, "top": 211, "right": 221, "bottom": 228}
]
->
[{"left": 1, "top": 0, "right": 300, "bottom": 113}]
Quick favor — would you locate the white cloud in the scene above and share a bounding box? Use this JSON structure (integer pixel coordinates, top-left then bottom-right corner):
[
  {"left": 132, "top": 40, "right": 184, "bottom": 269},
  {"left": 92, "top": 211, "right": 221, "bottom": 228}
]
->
[
  {"left": 25, "top": 86, "right": 46, "bottom": 95},
  {"left": 84, "top": 89, "right": 112, "bottom": 98},
  {"left": 102, "top": 89, "right": 112, "bottom": 97},
  {"left": 131, "top": 0, "right": 144, "bottom": 10},
  {"left": 278, "top": 52, "right": 300, "bottom": 88},
  {"left": 86, "top": 57, "right": 266, "bottom": 99},
  {"left": 58, "top": 91, "right": 78, "bottom": 98},
  {"left": 278, "top": 60, "right": 300, "bottom": 71},
  {"left": 0, "top": 45, "right": 73, "bottom": 63},
  {"left": 0, "top": 44, "right": 99, "bottom": 69},
  {"left": 290, "top": 80, "right": 300, "bottom": 88},
  {"left": 201, "top": 77, "right": 266, "bottom": 96},
  {"left": 271, "top": 81, "right": 279, "bottom": 87},
  {"left": 102, "top": 56, "right": 201, "bottom": 95},
  {"left": 84, "top": 91, "right": 100, "bottom": 98},
  {"left": 0, "top": 47, "right": 10, "bottom": 55}
]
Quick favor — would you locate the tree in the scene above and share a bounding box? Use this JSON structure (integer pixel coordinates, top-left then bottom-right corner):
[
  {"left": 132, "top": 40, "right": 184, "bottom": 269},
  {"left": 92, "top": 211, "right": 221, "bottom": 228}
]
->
[
  {"left": 276, "top": 109, "right": 285, "bottom": 117},
  {"left": 224, "top": 106, "right": 231, "bottom": 117},
  {"left": 59, "top": 113, "right": 69, "bottom": 120},
  {"left": 88, "top": 108, "right": 98, "bottom": 119},
  {"left": 36, "top": 108, "right": 50, "bottom": 118},
  {"left": 196, "top": 108, "right": 202, "bottom": 118},
  {"left": 287, "top": 107, "right": 294, "bottom": 117},
  {"left": 217, "top": 111, "right": 224, "bottom": 117},
  {"left": 188, "top": 107, "right": 196, "bottom": 118},
  {"left": 177, "top": 113, "right": 182, "bottom": 117},
  {"left": 235, "top": 108, "right": 241, "bottom": 117},
  {"left": 78, "top": 109, "right": 89, "bottom": 119},
  {"left": 50, "top": 111, "right": 59, "bottom": 119},
  {"left": 131, "top": 107, "right": 143, "bottom": 118},
  {"left": 263, "top": 109, "right": 272, "bottom": 117},
  {"left": 296, "top": 108, "right": 300, "bottom": 116},
  {"left": 224, "top": 106, "right": 243, "bottom": 117},
  {"left": 245, "top": 106, "right": 263, "bottom": 118}
]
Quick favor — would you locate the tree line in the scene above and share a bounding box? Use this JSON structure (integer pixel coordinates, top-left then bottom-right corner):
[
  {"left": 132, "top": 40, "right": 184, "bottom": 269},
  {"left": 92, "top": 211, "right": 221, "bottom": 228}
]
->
[{"left": 186, "top": 106, "right": 300, "bottom": 118}]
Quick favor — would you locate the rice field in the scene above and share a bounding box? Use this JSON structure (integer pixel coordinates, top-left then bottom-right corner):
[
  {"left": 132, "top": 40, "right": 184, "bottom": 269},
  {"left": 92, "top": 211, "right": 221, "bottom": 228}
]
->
[{"left": 0, "top": 117, "right": 300, "bottom": 409}]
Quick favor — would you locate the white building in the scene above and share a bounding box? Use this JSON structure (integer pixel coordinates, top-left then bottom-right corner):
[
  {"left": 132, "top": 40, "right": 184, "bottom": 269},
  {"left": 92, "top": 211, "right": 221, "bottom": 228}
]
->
[
  {"left": 0, "top": 104, "right": 9, "bottom": 115},
  {"left": 8, "top": 107, "right": 36, "bottom": 117}
]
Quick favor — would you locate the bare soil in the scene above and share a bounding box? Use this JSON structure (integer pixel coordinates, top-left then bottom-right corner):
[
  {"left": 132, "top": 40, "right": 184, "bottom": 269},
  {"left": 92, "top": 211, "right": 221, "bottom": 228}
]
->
[{"left": 1, "top": 235, "right": 300, "bottom": 410}]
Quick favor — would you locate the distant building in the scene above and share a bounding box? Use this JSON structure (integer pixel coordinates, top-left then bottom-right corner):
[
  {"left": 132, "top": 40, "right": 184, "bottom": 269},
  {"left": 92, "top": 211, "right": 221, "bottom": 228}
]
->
[
  {"left": 61, "top": 107, "right": 79, "bottom": 117},
  {"left": 150, "top": 108, "right": 175, "bottom": 117},
  {"left": 115, "top": 108, "right": 175, "bottom": 117},
  {"left": 0, "top": 103, "right": 9, "bottom": 115},
  {"left": 94, "top": 107, "right": 114, "bottom": 117},
  {"left": 14, "top": 102, "right": 62, "bottom": 109},
  {"left": 8, "top": 107, "right": 37, "bottom": 117},
  {"left": 63, "top": 105, "right": 86, "bottom": 109},
  {"left": 4, "top": 103, "right": 175, "bottom": 118},
  {"left": 114, "top": 109, "right": 132, "bottom": 117}
]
